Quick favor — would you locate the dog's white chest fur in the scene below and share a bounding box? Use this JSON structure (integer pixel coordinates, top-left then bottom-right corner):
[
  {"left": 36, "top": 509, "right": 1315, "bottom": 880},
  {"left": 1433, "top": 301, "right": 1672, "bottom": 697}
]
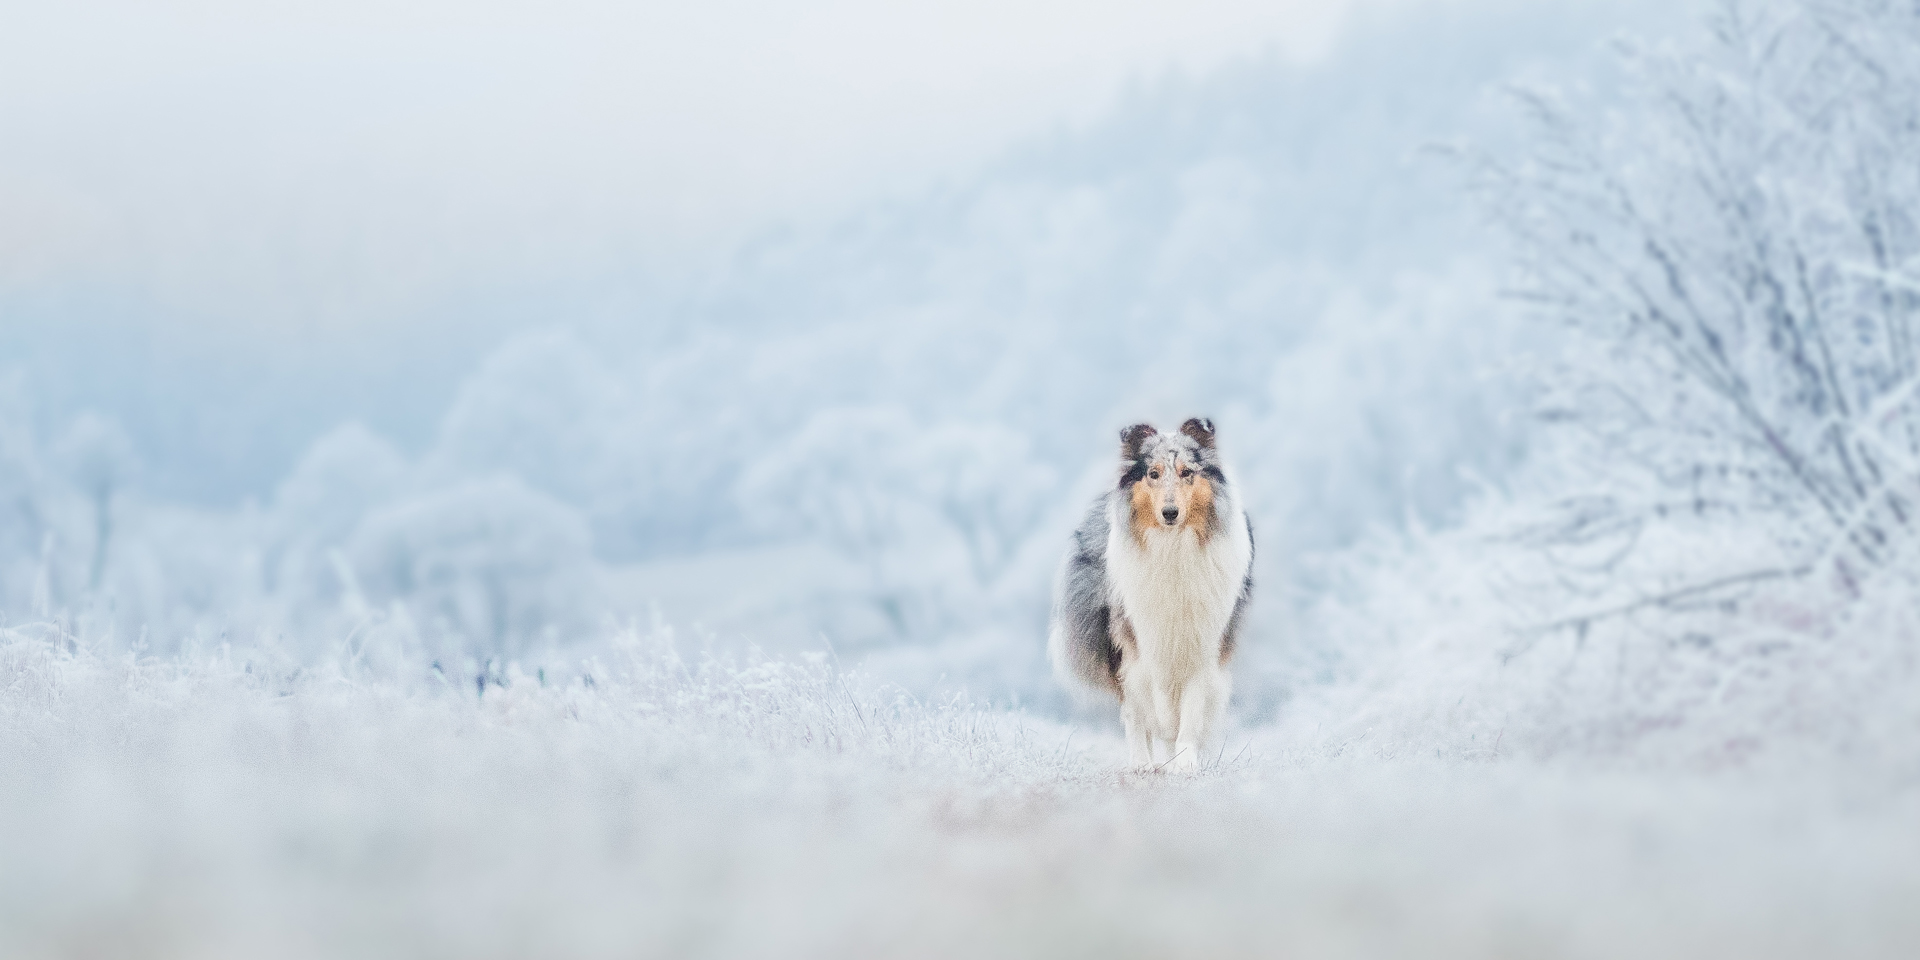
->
[
  {"left": 1104, "top": 494, "right": 1251, "bottom": 770},
  {"left": 1105, "top": 513, "right": 1249, "bottom": 672}
]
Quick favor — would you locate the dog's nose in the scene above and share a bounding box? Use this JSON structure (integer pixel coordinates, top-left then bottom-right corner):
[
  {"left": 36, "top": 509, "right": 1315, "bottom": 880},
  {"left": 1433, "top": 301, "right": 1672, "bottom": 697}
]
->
[{"left": 1161, "top": 506, "right": 1179, "bottom": 524}]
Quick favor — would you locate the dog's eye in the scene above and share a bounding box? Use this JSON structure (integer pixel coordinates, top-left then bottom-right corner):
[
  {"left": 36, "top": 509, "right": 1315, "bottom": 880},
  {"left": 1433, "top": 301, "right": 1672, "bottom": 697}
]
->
[
  {"left": 1180, "top": 469, "right": 1193, "bottom": 480},
  {"left": 1148, "top": 469, "right": 1161, "bottom": 480}
]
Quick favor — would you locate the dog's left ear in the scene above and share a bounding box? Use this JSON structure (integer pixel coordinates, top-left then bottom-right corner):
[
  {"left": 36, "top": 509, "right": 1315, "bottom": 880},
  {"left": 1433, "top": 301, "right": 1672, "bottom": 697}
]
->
[{"left": 1180, "top": 417, "right": 1216, "bottom": 448}]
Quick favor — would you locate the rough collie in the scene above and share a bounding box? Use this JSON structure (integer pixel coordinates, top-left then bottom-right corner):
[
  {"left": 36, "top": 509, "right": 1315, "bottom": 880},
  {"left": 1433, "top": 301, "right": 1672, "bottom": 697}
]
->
[{"left": 1048, "top": 418, "right": 1254, "bottom": 771}]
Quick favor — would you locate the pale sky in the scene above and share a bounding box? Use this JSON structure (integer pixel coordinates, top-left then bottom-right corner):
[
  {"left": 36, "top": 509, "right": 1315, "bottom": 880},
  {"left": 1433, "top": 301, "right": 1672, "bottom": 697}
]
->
[{"left": 0, "top": 0, "right": 1365, "bottom": 334}]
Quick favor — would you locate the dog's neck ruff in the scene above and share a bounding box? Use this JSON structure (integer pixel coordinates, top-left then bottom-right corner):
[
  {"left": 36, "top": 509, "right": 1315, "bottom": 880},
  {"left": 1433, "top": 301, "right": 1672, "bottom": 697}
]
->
[{"left": 1105, "top": 489, "right": 1251, "bottom": 673}]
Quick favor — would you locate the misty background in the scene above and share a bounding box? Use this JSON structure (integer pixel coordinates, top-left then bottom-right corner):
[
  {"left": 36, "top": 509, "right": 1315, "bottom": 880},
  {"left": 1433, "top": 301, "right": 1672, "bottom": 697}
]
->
[{"left": 2, "top": 0, "right": 1678, "bottom": 710}]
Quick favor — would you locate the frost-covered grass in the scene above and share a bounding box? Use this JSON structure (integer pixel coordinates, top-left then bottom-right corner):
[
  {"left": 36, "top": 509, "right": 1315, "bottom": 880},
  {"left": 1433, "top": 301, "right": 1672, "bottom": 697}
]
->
[{"left": 5, "top": 622, "right": 1917, "bottom": 960}]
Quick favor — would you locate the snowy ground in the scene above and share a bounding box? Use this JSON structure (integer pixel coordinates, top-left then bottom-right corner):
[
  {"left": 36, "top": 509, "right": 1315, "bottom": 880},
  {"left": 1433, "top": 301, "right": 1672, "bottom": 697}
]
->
[{"left": 5, "top": 624, "right": 1915, "bottom": 960}]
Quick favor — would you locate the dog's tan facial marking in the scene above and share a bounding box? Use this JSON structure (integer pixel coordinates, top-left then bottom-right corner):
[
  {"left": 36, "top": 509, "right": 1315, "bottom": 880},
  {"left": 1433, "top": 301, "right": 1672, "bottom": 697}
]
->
[
  {"left": 1182, "top": 471, "right": 1216, "bottom": 544},
  {"left": 1129, "top": 475, "right": 1158, "bottom": 545}
]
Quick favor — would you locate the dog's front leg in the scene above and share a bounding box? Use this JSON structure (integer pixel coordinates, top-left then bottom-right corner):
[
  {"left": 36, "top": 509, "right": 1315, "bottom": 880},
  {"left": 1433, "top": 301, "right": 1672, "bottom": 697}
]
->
[
  {"left": 1170, "top": 669, "right": 1227, "bottom": 772},
  {"left": 1121, "top": 700, "right": 1154, "bottom": 769}
]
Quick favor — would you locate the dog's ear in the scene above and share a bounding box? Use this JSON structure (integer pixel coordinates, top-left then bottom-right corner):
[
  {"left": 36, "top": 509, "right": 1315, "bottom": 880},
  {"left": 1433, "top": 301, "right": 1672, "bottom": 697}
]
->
[
  {"left": 1120, "top": 423, "right": 1157, "bottom": 460},
  {"left": 1118, "top": 424, "right": 1157, "bottom": 487},
  {"left": 1180, "top": 417, "right": 1216, "bottom": 448}
]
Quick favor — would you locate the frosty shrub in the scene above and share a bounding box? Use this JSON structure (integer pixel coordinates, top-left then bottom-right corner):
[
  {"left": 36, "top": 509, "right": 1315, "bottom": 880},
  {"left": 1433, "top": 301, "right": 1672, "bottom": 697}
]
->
[
  {"left": 0, "top": 391, "right": 126, "bottom": 625},
  {"left": 0, "top": 383, "right": 50, "bottom": 603},
  {"left": 429, "top": 331, "right": 655, "bottom": 559},
  {"left": 736, "top": 406, "right": 1057, "bottom": 650},
  {"left": 1495, "top": 0, "right": 1920, "bottom": 588},
  {"left": 346, "top": 477, "right": 599, "bottom": 660},
  {"left": 265, "top": 423, "right": 411, "bottom": 616},
  {"left": 51, "top": 412, "right": 138, "bottom": 591}
]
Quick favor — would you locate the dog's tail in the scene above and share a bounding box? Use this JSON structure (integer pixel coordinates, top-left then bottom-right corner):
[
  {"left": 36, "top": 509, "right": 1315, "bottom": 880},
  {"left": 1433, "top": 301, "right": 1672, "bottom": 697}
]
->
[
  {"left": 1048, "top": 614, "right": 1120, "bottom": 702},
  {"left": 1048, "top": 505, "right": 1122, "bottom": 701}
]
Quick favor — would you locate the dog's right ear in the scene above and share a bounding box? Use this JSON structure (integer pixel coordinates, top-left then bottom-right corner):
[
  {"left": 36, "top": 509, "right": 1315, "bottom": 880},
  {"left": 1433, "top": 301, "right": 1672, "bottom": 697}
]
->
[
  {"left": 1120, "top": 423, "right": 1157, "bottom": 460},
  {"left": 1118, "top": 423, "right": 1157, "bottom": 487}
]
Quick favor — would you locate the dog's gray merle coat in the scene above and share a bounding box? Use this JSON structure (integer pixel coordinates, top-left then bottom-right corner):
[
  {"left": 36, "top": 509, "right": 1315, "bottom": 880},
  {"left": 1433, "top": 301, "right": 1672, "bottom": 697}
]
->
[{"left": 1051, "top": 417, "right": 1254, "bottom": 700}]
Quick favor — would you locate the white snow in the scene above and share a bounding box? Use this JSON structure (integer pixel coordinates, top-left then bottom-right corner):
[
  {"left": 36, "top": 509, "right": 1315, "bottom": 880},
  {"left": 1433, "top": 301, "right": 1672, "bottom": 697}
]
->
[{"left": 3, "top": 623, "right": 1915, "bottom": 959}]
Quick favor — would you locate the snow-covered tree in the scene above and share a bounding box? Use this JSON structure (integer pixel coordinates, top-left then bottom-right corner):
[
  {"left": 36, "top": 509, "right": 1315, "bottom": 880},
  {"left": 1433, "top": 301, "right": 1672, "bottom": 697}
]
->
[
  {"left": 1494, "top": 0, "right": 1920, "bottom": 590},
  {"left": 267, "top": 422, "right": 411, "bottom": 613},
  {"left": 52, "top": 412, "right": 139, "bottom": 591},
  {"left": 0, "top": 378, "right": 59, "bottom": 616},
  {"left": 432, "top": 333, "right": 623, "bottom": 501},
  {"left": 427, "top": 331, "right": 659, "bottom": 556},
  {"left": 346, "top": 477, "right": 598, "bottom": 659},
  {"left": 736, "top": 407, "right": 1057, "bottom": 646}
]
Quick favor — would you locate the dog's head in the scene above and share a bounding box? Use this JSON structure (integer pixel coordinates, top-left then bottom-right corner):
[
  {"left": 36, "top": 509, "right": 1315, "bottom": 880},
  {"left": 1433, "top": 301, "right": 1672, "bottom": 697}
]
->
[{"left": 1118, "top": 418, "right": 1225, "bottom": 538}]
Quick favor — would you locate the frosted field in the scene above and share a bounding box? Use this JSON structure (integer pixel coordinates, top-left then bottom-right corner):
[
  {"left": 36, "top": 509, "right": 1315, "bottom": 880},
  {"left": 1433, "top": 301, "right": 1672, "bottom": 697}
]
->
[{"left": 4, "top": 618, "right": 1918, "bottom": 959}]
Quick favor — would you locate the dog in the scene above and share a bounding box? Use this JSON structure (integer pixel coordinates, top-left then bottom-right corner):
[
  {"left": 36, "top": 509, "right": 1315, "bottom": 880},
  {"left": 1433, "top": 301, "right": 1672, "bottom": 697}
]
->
[{"left": 1048, "top": 418, "right": 1253, "bottom": 771}]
